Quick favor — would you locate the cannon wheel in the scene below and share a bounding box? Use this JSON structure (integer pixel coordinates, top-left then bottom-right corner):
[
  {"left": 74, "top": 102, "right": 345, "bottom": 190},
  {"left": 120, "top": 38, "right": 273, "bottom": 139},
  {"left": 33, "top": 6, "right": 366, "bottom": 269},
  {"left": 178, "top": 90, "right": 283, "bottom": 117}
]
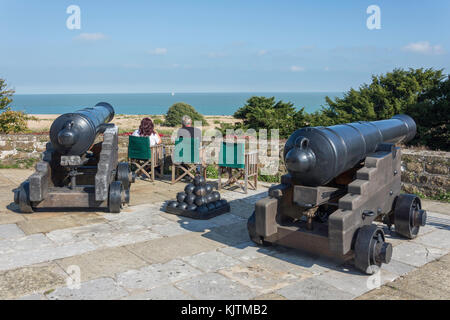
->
[
  {"left": 354, "top": 225, "right": 392, "bottom": 275},
  {"left": 108, "top": 181, "right": 123, "bottom": 213},
  {"left": 117, "top": 162, "right": 131, "bottom": 190},
  {"left": 247, "top": 211, "right": 272, "bottom": 247},
  {"left": 17, "top": 182, "right": 34, "bottom": 214},
  {"left": 394, "top": 194, "right": 427, "bottom": 239}
]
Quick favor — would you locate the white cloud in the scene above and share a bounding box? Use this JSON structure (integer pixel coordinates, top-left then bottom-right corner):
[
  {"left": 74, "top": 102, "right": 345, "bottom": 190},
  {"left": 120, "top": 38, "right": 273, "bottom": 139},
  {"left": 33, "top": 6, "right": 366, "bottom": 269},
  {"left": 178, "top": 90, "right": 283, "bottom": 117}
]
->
[
  {"left": 75, "top": 33, "right": 106, "bottom": 41},
  {"left": 257, "top": 49, "right": 268, "bottom": 56},
  {"left": 148, "top": 48, "right": 168, "bottom": 55},
  {"left": 290, "top": 65, "right": 305, "bottom": 72},
  {"left": 403, "top": 41, "right": 445, "bottom": 55}
]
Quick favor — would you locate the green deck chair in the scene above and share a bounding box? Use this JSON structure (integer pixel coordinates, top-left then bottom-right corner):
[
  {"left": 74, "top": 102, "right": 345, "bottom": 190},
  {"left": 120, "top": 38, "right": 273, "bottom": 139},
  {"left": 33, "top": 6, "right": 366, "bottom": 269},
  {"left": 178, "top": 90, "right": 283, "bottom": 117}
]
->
[
  {"left": 171, "top": 137, "right": 206, "bottom": 183},
  {"left": 218, "top": 141, "right": 258, "bottom": 193},
  {"left": 128, "top": 136, "right": 164, "bottom": 181}
]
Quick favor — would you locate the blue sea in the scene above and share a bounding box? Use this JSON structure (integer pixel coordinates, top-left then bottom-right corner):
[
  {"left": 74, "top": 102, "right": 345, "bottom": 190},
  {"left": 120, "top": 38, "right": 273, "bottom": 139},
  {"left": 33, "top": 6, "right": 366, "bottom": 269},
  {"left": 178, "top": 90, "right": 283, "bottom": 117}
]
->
[{"left": 10, "top": 92, "right": 342, "bottom": 115}]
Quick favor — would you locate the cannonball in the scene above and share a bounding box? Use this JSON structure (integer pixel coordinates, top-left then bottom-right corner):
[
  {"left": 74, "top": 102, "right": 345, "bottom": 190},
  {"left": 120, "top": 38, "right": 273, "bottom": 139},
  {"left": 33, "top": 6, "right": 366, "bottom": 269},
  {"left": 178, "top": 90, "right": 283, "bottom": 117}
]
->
[
  {"left": 205, "top": 184, "right": 213, "bottom": 194},
  {"left": 194, "top": 185, "right": 207, "bottom": 197},
  {"left": 177, "top": 202, "right": 188, "bottom": 210},
  {"left": 185, "top": 193, "right": 196, "bottom": 205},
  {"left": 184, "top": 183, "right": 195, "bottom": 194},
  {"left": 194, "top": 196, "right": 207, "bottom": 206},
  {"left": 207, "top": 203, "right": 215, "bottom": 211},
  {"left": 168, "top": 201, "right": 178, "bottom": 208},
  {"left": 209, "top": 201, "right": 218, "bottom": 209},
  {"left": 212, "top": 191, "right": 220, "bottom": 201},
  {"left": 176, "top": 192, "right": 187, "bottom": 203},
  {"left": 187, "top": 204, "right": 197, "bottom": 211},
  {"left": 194, "top": 175, "right": 206, "bottom": 186},
  {"left": 197, "top": 204, "right": 208, "bottom": 214},
  {"left": 206, "top": 193, "right": 214, "bottom": 203},
  {"left": 219, "top": 199, "right": 227, "bottom": 207}
]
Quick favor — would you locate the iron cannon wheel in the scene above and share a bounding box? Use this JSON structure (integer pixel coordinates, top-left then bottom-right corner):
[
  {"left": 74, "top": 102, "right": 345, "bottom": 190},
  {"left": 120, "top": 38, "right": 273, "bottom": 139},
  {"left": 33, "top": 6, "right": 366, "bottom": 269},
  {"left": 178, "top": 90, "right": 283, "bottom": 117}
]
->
[
  {"left": 394, "top": 194, "right": 427, "bottom": 239},
  {"left": 18, "top": 182, "right": 34, "bottom": 214},
  {"left": 247, "top": 211, "right": 272, "bottom": 247},
  {"left": 117, "top": 162, "right": 131, "bottom": 190},
  {"left": 108, "top": 181, "right": 123, "bottom": 213},
  {"left": 354, "top": 224, "right": 392, "bottom": 275}
]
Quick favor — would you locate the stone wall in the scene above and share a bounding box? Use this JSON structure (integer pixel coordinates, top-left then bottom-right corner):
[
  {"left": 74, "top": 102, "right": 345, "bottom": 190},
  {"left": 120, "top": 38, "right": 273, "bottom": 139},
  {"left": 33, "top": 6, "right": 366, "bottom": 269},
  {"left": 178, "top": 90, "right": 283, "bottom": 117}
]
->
[
  {"left": 1, "top": 134, "right": 449, "bottom": 199},
  {"left": 401, "top": 149, "right": 450, "bottom": 198}
]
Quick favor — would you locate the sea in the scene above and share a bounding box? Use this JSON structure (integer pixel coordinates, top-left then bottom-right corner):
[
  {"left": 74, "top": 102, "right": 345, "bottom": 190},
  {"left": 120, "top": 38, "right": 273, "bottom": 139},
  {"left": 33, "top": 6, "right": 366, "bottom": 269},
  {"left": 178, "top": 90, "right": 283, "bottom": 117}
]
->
[{"left": 10, "top": 92, "right": 343, "bottom": 115}]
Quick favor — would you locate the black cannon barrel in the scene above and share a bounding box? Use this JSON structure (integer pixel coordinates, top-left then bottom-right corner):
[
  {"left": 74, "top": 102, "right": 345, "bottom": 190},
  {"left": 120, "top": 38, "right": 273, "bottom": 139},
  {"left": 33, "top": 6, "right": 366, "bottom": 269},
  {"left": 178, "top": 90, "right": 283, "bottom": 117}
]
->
[
  {"left": 49, "top": 102, "right": 115, "bottom": 155},
  {"left": 284, "top": 114, "right": 416, "bottom": 186}
]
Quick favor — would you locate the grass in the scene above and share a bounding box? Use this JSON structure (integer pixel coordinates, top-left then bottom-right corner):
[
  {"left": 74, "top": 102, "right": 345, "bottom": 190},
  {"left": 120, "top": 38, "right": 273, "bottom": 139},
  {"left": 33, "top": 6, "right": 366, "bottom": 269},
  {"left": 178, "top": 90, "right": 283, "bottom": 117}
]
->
[
  {"left": 416, "top": 191, "right": 450, "bottom": 203},
  {"left": 0, "top": 158, "right": 39, "bottom": 169}
]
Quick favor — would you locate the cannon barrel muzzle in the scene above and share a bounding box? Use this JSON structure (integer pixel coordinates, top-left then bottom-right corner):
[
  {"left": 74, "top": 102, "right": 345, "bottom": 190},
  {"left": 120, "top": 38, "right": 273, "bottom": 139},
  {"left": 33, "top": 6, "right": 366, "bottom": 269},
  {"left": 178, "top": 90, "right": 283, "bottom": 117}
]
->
[
  {"left": 284, "top": 114, "right": 416, "bottom": 186},
  {"left": 50, "top": 102, "right": 115, "bottom": 155}
]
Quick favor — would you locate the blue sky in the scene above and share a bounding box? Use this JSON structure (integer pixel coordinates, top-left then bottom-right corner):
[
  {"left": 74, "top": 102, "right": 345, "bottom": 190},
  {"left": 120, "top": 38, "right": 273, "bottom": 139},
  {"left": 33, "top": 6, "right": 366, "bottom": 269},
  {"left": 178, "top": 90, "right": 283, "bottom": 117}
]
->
[{"left": 0, "top": 0, "right": 449, "bottom": 93}]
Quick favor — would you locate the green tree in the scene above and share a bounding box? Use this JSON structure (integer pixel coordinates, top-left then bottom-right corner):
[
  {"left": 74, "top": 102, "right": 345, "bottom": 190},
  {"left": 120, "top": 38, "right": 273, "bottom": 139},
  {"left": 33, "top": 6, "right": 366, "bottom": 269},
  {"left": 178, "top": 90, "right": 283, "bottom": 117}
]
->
[
  {"left": 0, "top": 79, "right": 28, "bottom": 133},
  {"left": 233, "top": 96, "right": 308, "bottom": 137},
  {"left": 164, "top": 102, "right": 208, "bottom": 127},
  {"left": 0, "top": 79, "right": 14, "bottom": 110},
  {"left": 406, "top": 76, "right": 450, "bottom": 150},
  {"left": 315, "top": 68, "right": 445, "bottom": 125}
]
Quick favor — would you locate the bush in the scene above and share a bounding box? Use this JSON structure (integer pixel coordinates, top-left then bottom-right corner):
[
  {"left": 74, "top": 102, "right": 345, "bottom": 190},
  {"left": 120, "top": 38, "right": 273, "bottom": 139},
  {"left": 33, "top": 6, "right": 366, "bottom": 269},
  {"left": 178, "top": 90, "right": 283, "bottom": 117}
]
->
[
  {"left": 233, "top": 96, "right": 308, "bottom": 138},
  {"left": 0, "top": 79, "right": 29, "bottom": 133},
  {"left": 153, "top": 118, "right": 164, "bottom": 125},
  {"left": 0, "top": 109, "right": 29, "bottom": 133},
  {"left": 164, "top": 102, "right": 208, "bottom": 127},
  {"left": 406, "top": 75, "right": 450, "bottom": 150},
  {"left": 310, "top": 68, "right": 445, "bottom": 126}
]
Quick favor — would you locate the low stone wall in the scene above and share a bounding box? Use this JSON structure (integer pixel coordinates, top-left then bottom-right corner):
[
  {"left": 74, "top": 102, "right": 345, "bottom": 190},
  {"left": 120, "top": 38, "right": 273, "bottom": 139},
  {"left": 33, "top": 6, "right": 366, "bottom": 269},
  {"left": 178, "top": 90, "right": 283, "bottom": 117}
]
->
[
  {"left": 1, "top": 134, "right": 449, "bottom": 199},
  {"left": 401, "top": 149, "right": 450, "bottom": 198}
]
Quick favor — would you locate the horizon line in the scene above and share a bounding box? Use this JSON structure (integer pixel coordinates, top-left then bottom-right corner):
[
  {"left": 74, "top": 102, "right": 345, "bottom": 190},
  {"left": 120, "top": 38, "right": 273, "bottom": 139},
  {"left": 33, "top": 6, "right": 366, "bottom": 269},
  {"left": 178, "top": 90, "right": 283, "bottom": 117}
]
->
[{"left": 14, "top": 90, "right": 344, "bottom": 95}]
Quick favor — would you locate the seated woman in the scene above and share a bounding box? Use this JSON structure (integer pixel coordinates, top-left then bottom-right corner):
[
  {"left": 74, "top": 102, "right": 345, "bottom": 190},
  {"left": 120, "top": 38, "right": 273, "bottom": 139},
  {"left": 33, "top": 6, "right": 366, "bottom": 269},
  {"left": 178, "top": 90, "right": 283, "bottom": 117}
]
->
[{"left": 132, "top": 117, "right": 161, "bottom": 146}]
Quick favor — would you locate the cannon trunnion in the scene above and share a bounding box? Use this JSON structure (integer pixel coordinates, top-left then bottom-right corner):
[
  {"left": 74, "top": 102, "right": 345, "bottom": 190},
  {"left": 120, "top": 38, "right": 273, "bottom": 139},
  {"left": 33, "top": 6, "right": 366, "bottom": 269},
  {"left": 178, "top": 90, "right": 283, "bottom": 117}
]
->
[
  {"left": 248, "top": 115, "right": 427, "bottom": 274},
  {"left": 14, "top": 102, "right": 134, "bottom": 214}
]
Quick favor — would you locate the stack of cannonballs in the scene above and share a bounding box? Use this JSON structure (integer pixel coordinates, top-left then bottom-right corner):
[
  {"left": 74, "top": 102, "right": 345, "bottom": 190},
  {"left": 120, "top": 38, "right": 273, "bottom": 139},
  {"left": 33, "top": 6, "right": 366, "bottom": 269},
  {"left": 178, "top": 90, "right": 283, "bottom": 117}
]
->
[{"left": 167, "top": 175, "right": 228, "bottom": 214}]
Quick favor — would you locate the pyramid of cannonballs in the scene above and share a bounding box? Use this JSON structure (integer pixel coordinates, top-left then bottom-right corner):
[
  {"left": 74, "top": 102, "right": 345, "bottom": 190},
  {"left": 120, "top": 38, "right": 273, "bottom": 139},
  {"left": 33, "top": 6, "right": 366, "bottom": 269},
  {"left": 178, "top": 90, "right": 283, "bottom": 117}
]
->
[{"left": 167, "top": 175, "right": 228, "bottom": 214}]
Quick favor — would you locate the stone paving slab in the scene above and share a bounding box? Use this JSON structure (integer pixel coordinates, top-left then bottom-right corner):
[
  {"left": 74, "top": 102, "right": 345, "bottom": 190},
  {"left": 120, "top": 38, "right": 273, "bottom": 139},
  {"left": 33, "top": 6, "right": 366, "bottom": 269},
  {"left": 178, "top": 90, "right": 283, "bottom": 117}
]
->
[
  {"left": 182, "top": 250, "right": 242, "bottom": 273},
  {"left": 0, "top": 223, "right": 25, "bottom": 239},
  {"left": 391, "top": 242, "right": 446, "bottom": 267},
  {"left": 124, "top": 284, "right": 193, "bottom": 300},
  {"left": 126, "top": 233, "right": 225, "bottom": 264},
  {"left": 55, "top": 247, "right": 148, "bottom": 282},
  {"left": 47, "top": 277, "right": 129, "bottom": 300},
  {"left": 218, "top": 255, "right": 314, "bottom": 294},
  {"left": 0, "top": 239, "right": 98, "bottom": 272},
  {"left": 0, "top": 262, "right": 66, "bottom": 299},
  {"left": 314, "top": 268, "right": 398, "bottom": 299},
  {"left": 17, "top": 214, "right": 105, "bottom": 235},
  {"left": 117, "top": 259, "right": 202, "bottom": 292},
  {"left": 276, "top": 277, "right": 354, "bottom": 300},
  {"left": 175, "top": 273, "right": 259, "bottom": 300}
]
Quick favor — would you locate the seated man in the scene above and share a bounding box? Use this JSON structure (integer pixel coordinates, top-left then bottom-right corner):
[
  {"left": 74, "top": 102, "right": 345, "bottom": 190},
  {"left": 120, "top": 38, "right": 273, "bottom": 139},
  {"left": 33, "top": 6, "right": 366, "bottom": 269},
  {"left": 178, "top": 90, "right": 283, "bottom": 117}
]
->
[
  {"left": 176, "top": 115, "right": 202, "bottom": 144},
  {"left": 176, "top": 115, "right": 204, "bottom": 174},
  {"left": 132, "top": 117, "right": 161, "bottom": 146}
]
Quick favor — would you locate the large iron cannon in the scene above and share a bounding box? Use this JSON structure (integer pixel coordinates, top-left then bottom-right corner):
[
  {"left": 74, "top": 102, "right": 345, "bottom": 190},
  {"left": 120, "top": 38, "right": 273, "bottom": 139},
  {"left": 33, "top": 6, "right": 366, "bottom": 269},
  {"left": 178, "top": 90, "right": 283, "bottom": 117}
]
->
[
  {"left": 248, "top": 115, "right": 427, "bottom": 274},
  {"left": 14, "top": 102, "right": 134, "bottom": 214}
]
